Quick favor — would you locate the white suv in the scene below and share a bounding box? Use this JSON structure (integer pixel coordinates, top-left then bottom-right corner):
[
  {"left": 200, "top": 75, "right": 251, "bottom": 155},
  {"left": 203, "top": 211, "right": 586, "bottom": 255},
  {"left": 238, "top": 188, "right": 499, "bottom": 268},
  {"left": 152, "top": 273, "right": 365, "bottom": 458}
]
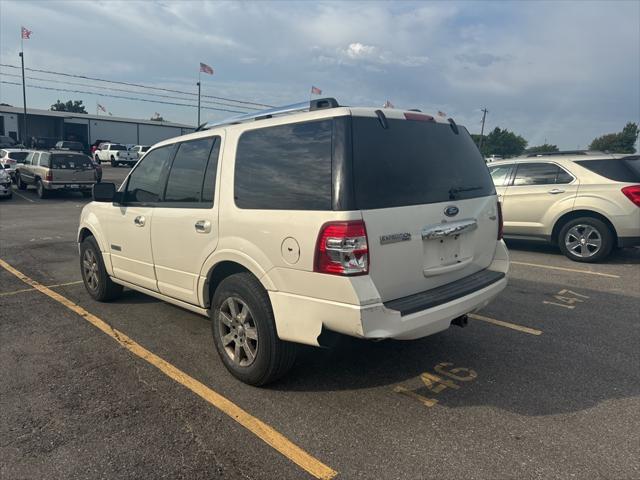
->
[{"left": 78, "top": 99, "right": 509, "bottom": 385}]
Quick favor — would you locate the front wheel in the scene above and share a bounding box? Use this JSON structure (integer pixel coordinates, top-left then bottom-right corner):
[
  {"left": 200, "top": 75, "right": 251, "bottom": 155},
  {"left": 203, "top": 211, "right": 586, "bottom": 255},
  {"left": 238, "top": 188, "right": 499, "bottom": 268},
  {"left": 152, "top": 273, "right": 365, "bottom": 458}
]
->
[
  {"left": 16, "top": 173, "right": 27, "bottom": 190},
  {"left": 558, "top": 217, "right": 614, "bottom": 263},
  {"left": 211, "top": 273, "right": 297, "bottom": 386},
  {"left": 80, "top": 236, "right": 123, "bottom": 301}
]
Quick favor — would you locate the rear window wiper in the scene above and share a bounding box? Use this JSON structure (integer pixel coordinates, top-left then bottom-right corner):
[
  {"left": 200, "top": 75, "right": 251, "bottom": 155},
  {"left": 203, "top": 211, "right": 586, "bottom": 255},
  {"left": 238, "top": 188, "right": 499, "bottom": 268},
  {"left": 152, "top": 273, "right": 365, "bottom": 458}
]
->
[{"left": 449, "top": 185, "right": 483, "bottom": 200}]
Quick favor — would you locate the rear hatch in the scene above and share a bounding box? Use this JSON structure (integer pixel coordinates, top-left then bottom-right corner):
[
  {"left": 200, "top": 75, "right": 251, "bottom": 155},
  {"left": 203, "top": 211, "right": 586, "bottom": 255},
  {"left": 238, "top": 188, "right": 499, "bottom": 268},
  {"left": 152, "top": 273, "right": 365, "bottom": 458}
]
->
[
  {"left": 351, "top": 113, "right": 499, "bottom": 302},
  {"left": 49, "top": 153, "right": 95, "bottom": 183}
]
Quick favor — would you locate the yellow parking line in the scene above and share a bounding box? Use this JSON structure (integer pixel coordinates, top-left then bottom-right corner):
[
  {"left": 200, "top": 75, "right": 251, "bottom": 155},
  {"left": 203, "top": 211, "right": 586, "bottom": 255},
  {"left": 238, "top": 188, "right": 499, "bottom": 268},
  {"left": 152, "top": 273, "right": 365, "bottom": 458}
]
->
[
  {"left": 0, "top": 280, "right": 84, "bottom": 297},
  {"left": 510, "top": 261, "right": 619, "bottom": 279},
  {"left": 0, "top": 258, "right": 337, "bottom": 480},
  {"left": 469, "top": 313, "right": 543, "bottom": 336}
]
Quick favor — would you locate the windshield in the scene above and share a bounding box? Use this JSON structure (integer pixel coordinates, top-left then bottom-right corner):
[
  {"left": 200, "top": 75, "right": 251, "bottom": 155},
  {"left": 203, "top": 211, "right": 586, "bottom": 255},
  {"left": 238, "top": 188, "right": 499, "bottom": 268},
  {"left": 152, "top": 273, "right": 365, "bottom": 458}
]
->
[
  {"left": 351, "top": 117, "right": 495, "bottom": 209},
  {"left": 110, "top": 144, "right": 127, "bottom": 151},
  {"left": 50, "top": 154, "right": 94, "bottom": 169}
]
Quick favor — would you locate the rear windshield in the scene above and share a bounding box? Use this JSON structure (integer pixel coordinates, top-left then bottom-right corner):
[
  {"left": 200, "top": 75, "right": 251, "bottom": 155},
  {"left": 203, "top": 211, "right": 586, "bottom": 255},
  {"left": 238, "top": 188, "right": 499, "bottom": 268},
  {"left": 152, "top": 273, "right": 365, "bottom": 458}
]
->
[
  {"left": 575, "top": 157, "right": 640, "bottom": 182},
  {"left": 110, "top": 144, "right": 127, "bottom": 151},
  {"left": 50, "top": 154, "right": 93, "bottom": 169},
  {"left": 9, "top": 152, "right": 28, "bottom": 161},
  {"left": 141, "top": 146, "right": 150, "bottom": 152},
  {"left": 352, "top": 117, "right": 495, "bottom": 209}
]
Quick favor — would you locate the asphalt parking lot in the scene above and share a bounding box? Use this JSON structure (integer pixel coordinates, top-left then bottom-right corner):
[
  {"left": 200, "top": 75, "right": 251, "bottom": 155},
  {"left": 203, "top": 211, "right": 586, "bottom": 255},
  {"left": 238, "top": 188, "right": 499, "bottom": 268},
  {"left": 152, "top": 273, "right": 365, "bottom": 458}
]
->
[{"left": 1, "top": 165, "right": 639, "bottom": 480}]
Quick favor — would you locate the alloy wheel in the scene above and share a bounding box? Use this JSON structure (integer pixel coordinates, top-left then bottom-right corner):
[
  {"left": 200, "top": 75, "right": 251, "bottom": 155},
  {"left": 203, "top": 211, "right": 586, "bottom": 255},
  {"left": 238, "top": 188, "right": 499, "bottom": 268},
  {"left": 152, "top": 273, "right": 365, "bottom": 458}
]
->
[
  {"left": 82, "top": 248, "right": 100, "bottom": 291},
  {"left": 218, "top": 297, "right": 258, "bottom": 367},
  {"left": 564, "top": 224, "right": 602, "bottom": 258}
]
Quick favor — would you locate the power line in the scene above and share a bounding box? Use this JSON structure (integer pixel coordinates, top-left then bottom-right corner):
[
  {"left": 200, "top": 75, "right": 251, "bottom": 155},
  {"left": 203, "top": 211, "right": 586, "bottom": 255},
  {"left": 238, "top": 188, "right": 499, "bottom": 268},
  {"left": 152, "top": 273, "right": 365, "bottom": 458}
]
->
[
  {"left": 0, "top": 80, "right": 247, "bottom": 114},
  {"left": 0, "top": 63, "right": 273, "bottom": 108},
  {"left": 0, "top": 71, "right": 257, "bottom": 111}
]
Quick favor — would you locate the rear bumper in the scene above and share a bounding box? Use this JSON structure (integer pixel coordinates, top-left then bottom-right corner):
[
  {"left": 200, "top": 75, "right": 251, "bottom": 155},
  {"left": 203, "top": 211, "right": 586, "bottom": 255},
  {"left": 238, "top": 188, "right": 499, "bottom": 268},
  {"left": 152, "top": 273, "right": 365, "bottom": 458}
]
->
[
  {"left": 269, "top": 241, "right": 509, "bottom": 345},
  {"left": 43, "top": 181, "right": 94, "bottom": 191}
]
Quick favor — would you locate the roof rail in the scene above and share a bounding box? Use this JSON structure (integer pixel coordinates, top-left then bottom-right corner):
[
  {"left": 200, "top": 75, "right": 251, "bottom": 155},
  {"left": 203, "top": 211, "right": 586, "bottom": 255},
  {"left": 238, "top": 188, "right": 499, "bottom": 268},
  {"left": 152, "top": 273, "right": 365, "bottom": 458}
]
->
[
  {"left": 202, "top": 97, "right": 340, "bottom": 130},
  {"left": 525, "top": 150, "right": 602, "bottom": 157}
]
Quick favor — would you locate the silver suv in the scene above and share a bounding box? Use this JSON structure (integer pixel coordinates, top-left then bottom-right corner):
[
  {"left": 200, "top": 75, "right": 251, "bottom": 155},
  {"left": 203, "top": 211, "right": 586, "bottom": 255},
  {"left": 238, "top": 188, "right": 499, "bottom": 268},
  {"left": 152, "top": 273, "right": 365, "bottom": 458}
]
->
[
  {"left": 16, "top": 150, "right": 97, "bottom": 198},
  {"left": 78, "top": 98, "right": 509, "bottom": 385},
  {"left": 489, "top": 152, "right": 640, "bottom": 262}
]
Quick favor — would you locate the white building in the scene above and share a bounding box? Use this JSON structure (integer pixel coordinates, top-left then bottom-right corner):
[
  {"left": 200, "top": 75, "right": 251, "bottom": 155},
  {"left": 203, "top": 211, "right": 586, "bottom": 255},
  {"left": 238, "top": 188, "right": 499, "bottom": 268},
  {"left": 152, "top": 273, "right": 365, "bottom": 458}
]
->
[{"left": 0, "top": 105, "right": 194, "bottom": 147}]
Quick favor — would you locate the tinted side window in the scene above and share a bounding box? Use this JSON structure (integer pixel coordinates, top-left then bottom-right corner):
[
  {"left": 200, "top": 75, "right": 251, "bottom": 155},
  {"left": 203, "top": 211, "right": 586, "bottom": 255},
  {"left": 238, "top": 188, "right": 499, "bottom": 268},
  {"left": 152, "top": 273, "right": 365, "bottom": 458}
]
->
[
  {"left": 489, "top": 165, "right": 513, "bottom": 186},
  {"left": 575, "top": 158, "right": 640, "bottom": 182},
  {"left": 125, "top": 145, "right": 173, "bottom": 204},
  {"left": 164, "top": 137, "right": 214, "bottom": 203},
  {"left": 513, "top": 163, "right": 565, "bottom": 185},
  {"left": 235, "top": 119, "right": 332, "bottom": 210}
]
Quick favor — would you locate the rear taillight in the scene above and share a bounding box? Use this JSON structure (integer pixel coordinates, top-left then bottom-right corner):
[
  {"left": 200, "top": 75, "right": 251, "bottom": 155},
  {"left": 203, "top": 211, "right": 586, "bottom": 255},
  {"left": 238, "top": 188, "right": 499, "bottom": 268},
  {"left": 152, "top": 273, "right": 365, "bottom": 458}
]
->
[
  {"left": 497, "top": 201, "right": 504, "bottom": 240},
  {"left": 621, "top": 185, "right": 640, "bottom": 207},
  {"left": 314, "top": 221, "right": 369, "bottom": 276},
  {"left": 45, "top": 171, "right": 53, "bottom": 182}
]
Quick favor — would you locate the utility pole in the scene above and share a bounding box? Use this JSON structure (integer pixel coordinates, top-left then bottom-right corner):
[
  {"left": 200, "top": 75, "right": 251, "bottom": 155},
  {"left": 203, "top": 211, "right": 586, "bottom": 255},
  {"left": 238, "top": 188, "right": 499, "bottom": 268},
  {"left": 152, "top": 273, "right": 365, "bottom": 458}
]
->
[
  {"left": 478, "top": 108, "right": 488, "bottom": 151},
  {"left": 19, "top": 50, "right": 28, "bottom": 144}
]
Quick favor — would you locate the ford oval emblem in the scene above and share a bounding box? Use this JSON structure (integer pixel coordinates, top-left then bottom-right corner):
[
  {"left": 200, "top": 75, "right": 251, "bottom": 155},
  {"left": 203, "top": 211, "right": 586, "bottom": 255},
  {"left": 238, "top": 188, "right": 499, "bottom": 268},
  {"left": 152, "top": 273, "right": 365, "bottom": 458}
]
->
[{"left": 444, "top": 205, "right": 459, "bottom": 217}]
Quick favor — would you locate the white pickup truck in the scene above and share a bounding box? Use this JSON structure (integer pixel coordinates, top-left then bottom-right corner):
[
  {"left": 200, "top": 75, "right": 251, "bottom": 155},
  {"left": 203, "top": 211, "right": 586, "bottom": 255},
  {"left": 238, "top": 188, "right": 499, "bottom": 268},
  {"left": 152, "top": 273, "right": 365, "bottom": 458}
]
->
[{"left": 94, "top": 143, "right": 138, "bottom": 167}]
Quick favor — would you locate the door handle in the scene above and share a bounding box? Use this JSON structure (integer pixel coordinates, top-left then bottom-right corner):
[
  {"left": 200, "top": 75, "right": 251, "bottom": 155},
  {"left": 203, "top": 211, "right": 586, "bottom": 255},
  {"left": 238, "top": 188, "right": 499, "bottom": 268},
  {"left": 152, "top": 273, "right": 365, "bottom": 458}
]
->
[
  {"left": 134, "top": 215, "right": 146, "bottom": 227},
  {"left": 548, "top": 188, "right": 565, "bottom": 194},
  {"left": 195, "top": 220, "right": 211, "bottom": 233}
]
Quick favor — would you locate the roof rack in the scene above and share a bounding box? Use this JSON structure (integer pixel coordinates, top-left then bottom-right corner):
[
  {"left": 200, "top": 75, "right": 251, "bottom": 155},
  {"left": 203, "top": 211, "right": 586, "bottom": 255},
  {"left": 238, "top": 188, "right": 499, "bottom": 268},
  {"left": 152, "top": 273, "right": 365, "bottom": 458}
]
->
[
  {"left": 200, "top": 97, "right": 340, "bottom": 131},
  {"left": 525, "top": 150, "right": 603, "bottom": 157}
]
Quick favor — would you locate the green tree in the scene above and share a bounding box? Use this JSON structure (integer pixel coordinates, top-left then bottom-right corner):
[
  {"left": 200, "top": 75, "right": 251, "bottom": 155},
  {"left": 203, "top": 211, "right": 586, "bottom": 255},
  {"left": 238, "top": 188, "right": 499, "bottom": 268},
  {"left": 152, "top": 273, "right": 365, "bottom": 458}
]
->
[
  {"left": 526, "top": 143, "right": 559, "bottom": 154},
  {"left": 589, "top": 122, "right": 639, "bottom": 153},
  {"left": 50, "top": 100, "right": 87, "bottom": 114},
  {"left": 473, "top": 127, "right": 527, "bottom": 158}
]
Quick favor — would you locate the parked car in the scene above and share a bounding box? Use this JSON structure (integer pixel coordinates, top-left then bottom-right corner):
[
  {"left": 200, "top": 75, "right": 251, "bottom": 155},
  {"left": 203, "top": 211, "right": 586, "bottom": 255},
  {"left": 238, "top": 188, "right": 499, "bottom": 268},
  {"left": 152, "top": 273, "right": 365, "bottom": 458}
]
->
[
  {"left": 90, "top": 139, "right": 110, "bottom": 156},
  {"left": 29, "top": 137, "right": 59, "bottom": 150},
  {"left": 0, "top": 135, "right": 18, "bottom": 148},
  {"left": 0, "top": 148, "right": 30, "bottom": 180},
  {"left": 0, "top": 167, "right": 12, "bottom": 199},
  {"left": 55, "top": 140, "right": 85, "bottom": 152},
  {"left": 488, "top": 152, "right": 640, "bottom": 262},
  {"left": 15, "top": 150, "right": 97, "bottom": 198},
  {"left": 129, "top": 145, "right": 150, "bottom": 159},
  {"left": 94, "top": 143, "right": 138, "bottom": 167},
  {"left": 78, "top": 98, "right": 509, "bottom": 385}
]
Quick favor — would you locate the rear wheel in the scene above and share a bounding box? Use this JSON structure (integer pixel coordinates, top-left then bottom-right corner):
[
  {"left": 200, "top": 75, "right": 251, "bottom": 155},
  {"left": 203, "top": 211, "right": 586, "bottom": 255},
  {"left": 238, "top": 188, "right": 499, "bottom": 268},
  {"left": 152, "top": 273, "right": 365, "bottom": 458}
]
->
[
  {"left": 80, "top": 236, "right": 123, "bottom": 301},
  {"left": 211, "top": 273, "right": 297, "bottom": 386},
  {"left": 36, "top": 179, "right": 48, "bottom": 199},
  {"left": 110, "top": 156, "right": 116, "bottom": 168},
  {"left": 558, "top": 217, "right": 613, "bottom": 263}
]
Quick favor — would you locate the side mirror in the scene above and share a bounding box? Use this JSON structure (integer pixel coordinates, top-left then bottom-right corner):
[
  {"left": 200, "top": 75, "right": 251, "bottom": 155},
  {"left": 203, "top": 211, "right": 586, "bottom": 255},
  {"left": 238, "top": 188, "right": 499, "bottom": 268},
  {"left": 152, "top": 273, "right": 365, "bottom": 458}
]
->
[{"left": 93, "top": 182, "right": 116, "bottom": 202}]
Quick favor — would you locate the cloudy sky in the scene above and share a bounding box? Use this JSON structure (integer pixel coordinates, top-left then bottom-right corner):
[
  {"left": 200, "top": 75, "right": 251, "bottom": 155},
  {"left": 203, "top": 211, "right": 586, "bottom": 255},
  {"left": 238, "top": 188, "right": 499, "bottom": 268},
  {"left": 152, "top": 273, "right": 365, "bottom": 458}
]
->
[{"left": 1, "top": 0, "right": 638, "bottom": 149}]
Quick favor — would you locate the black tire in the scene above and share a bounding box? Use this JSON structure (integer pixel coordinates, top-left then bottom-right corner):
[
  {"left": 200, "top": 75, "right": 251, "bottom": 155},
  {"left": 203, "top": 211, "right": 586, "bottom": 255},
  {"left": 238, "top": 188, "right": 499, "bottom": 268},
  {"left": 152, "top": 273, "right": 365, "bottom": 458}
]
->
[
  {"left": 557, "top": 217, "right": 614, "bottom": 263},
  {"left": 80, "top": 236, "right": 123, "bottom": 301},
  {"left": 211, "top": 273, "right": 297, "bottom": 386},
  {"left": 110, "top": 159, "right": 116, "bottom": 167},
  {"left": 16, "top": 173, "right": 27, "bottom": 190},
  {"left": 36, "top": 179, "right": 48, "bottom": 199}
]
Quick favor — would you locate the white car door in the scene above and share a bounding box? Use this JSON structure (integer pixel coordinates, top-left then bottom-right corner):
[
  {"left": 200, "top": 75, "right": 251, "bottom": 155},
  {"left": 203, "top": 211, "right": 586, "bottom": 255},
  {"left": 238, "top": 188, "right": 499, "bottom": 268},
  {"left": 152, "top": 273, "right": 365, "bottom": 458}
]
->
[
  {"left": 151, "top": 135, "right": 222, "bottom": 305},
  {"left": 104, "top": 144, "right": 175, "bottom": 291}
]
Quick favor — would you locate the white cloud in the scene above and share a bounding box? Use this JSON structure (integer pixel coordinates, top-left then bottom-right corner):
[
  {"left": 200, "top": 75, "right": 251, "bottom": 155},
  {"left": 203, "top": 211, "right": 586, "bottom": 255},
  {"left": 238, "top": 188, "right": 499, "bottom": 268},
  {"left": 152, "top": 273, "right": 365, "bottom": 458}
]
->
[{"left": 0, "top": 0, "right": 637, "bottom": 148}]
